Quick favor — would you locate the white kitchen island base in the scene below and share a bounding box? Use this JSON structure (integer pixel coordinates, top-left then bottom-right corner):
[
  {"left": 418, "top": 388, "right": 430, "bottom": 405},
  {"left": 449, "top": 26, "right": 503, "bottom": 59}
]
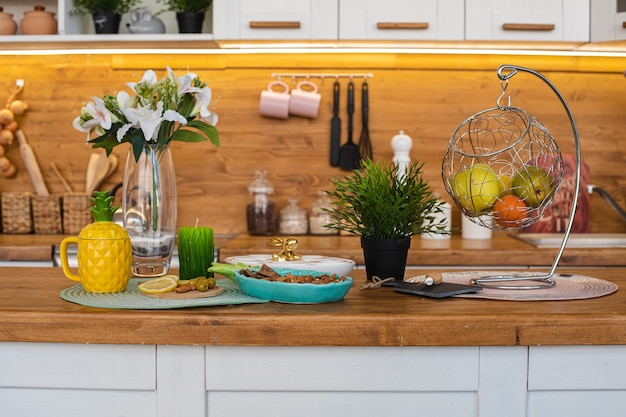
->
[{"left": 2, "top": 343, "right": 626, "bottom": 417}]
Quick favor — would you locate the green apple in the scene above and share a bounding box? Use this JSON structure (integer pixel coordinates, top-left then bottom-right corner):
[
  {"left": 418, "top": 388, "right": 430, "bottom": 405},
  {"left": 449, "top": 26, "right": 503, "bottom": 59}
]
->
[
  {"left": 511, "top": 166, "right": 556, "bottom": 208},
  {"left": 450, "top": 164, "right": 502, "bottom": 214}
]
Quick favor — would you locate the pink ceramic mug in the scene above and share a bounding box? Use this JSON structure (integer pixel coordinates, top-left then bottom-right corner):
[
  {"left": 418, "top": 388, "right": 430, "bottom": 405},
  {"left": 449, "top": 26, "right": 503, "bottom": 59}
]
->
[
  {"left": 259, "top": 81, "right": 290, "bottom": 119},
  {"left": 289, "top": 80, "right": 321, "bottom": 118}
]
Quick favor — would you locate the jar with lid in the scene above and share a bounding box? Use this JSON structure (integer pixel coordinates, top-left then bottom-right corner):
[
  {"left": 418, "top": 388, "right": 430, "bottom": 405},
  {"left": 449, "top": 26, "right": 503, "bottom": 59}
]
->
[
  {"left": 0, "top": 7, "right": 17, "bottom": 35},
  {"left": 279, "top": 198, "right": 308, "bottom": 235},
  {"left": 20, "top": 5, "right": 57, "bottom": 35},
  {"left": 309, "top": 191, "right": 338, "bottom": 235},
  {"left": 246, "top": 170, "right": 278, "bottom": 235}
]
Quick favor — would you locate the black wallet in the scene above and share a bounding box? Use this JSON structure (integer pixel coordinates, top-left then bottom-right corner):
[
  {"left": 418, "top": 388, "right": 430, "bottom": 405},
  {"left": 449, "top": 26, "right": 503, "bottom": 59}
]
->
[{"left": 394, "top": 281, "right": 483, "bottom": 298}]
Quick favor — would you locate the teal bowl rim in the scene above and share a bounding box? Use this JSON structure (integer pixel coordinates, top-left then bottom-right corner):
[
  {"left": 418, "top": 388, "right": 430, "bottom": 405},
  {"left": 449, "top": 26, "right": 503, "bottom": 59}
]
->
[{"left": 232, "top": 267, "right": 353, "bottom": 304}]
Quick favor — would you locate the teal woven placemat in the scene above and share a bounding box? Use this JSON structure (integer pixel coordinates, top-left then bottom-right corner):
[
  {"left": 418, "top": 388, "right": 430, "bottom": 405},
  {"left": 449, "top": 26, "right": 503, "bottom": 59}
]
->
[{"left": 60, "top": 278, "right": 269, "bottom": 309}]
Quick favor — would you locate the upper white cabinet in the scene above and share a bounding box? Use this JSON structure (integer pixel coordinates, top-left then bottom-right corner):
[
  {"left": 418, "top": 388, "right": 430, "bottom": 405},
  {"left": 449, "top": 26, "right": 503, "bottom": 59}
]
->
[
  {"left": 590, "top": 0, "right": 626, "bottom": 41},
  {"left": 466, "top": 0, "right": 590, "bottom": 42},
  {"left": 213, "top": 0, "right": 338, "bottom": 40},
  {"left": 338, "top": 0, "right": 464, "bottom": 40}
]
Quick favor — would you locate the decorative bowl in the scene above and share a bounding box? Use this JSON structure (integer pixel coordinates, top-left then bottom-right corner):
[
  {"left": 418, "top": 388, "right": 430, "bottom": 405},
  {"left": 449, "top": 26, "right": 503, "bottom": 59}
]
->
[
  {"left": 232, "top": 267, "right": 353, "bottom": 304},
  {"left": 224, "top": 254, "right": 355, "bottom": 276}
]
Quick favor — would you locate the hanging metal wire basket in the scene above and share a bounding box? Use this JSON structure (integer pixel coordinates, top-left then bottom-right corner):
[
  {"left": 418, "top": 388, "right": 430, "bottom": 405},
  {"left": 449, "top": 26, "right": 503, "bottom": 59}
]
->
[
  {"left": 442, "top": 106, "right": 565, "bottom": 230},
  {"left": 441, "top": 65, "right": 582, "bottom": 289}
]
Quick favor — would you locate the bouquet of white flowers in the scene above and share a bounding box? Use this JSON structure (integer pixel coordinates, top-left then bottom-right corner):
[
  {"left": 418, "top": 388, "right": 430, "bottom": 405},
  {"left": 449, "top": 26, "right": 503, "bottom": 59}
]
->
[{"left": 73, "top": 66, "right": 219, "bottom": 161}]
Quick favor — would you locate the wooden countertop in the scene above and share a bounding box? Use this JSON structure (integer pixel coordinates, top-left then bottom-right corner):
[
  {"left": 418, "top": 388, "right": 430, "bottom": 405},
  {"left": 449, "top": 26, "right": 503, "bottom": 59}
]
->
[
  {"left": 219, "top": 233, "right": 626, "bottom": 267},
  {"left": 0, "top": 234, "right": 60, "bottom": 262},
  {"left": 1, "top": 266, "right": 625, "bottom": 347},
  {"left": 3, "top": 232, "right": 625, "bottom": 267}
]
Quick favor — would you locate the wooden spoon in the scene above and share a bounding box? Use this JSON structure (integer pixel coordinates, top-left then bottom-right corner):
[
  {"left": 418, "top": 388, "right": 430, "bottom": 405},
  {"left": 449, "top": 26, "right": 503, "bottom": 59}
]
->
[
  {"left": 92, "top": 154, "right": 118, "bottom": 192},
  {"left": 86, "top": 152, "right": 110, "bottom": 193}
]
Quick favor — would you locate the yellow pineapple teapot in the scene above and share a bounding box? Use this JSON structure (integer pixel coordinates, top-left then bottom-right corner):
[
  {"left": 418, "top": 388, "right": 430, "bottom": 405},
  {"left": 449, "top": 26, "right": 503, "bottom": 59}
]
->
[{"left": 60, "top": 191, "right": 132, "bottom": 292}]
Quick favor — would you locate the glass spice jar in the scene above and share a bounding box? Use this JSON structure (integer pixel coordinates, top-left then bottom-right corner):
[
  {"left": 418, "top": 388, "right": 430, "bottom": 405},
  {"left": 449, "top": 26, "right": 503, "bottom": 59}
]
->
[
  {"left": 246, "top": 170, "right": 278, "bottom": 235},
  {"left": 309, "top": 191, "right": 338, "bottom": 235},
  {"left": 279, "top": 198, "right": 308, "bottom": 235}
]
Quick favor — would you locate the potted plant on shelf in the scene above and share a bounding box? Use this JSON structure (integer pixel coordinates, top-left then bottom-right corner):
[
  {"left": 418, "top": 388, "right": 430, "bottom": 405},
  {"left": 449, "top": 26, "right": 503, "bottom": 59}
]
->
[
  {"left": 324, "top": 158, "right": 448, "bottom": 286},
  {"left": 71, "top": 0, "right": 141, "bottom": 34},
  {"left": 157, "top": 0, "right": 212, "bottom": 33}
]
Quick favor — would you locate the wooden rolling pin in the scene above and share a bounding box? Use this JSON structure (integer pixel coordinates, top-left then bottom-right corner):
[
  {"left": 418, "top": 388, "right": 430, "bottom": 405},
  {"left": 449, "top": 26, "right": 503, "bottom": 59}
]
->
[{"left": 15, "top": 130, "right": 49, "bottom": 196}]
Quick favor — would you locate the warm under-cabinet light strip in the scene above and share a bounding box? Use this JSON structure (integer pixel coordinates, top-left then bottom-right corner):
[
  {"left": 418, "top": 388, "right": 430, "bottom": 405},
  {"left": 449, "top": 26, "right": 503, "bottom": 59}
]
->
[{"left": 0, "top": 47, "right": 625, "bottom": 58}]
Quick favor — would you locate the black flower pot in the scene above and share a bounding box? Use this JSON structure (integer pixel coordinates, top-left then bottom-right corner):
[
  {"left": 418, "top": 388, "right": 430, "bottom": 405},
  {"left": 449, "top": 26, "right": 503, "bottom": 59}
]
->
[
  {"left": 176, "top": 12, "right": 205, "bottom": 33},
  {"left": 92, "top": 12, "right": 121, "bottom": 34},
  {"left": 361, "top": 237, "right": 411, "bottom": 286}
]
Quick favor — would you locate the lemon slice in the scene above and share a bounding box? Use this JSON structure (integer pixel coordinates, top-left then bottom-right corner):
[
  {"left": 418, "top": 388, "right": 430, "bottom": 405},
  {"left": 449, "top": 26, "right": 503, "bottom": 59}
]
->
[
  {"left": 162, "top": 274, "right": 180, "bottom": 282},
  {"left": 137, "top": 276, "right": 178, "bottom": 294}
]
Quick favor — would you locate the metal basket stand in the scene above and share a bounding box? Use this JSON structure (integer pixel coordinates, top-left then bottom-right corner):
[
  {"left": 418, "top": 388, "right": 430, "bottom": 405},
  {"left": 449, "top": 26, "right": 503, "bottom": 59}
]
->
[{"left": 452, "top": 65, "right": 581, "bottom": 289}]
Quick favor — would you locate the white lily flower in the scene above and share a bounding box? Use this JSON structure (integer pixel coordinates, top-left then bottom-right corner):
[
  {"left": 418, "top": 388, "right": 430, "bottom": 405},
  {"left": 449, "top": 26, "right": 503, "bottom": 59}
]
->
[
  {"left": 190, "top": 86, "right": 218, "bottom": 125},
  {"left": 116, "top": 91, "right": 133, "bottom": 111},
  {"left": 121, "top": 101, "right": 165, "bottom": 142},
  {"left": 126, "top": 69, "right": 158, "bottom": 94},
  {"left": 74, "top": 97, "right": 113, "bottom": 142},
  {"left": 163, "top": 109, "right": 188, "bottom": 125},
  {"left": 167, "top": 66, "right": 197, "bottom": 95}
]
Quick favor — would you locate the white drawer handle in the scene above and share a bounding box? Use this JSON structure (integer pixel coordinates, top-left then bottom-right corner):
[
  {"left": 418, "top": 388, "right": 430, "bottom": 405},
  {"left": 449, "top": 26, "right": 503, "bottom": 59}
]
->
[
  {"left": 249, "top": 21, "right": 301, "bottom": 29},
  {"left": 502, "top": 23, "right": 555, "bottom": 31},
  {"left": 377, "top": 22, "right": 429, "bottom": 30}
]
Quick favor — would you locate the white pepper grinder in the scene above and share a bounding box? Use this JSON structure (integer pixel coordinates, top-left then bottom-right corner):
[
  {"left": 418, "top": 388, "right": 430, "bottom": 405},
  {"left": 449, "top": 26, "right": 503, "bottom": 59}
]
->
[{"left": 391, "top": 130, "right": 412, "bottom": 178}]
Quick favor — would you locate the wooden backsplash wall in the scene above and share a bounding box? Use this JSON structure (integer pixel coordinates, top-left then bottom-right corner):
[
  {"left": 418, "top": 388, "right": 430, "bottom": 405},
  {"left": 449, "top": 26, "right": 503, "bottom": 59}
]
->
[{"left": 0, "top": 49, "right": 625, "bottom": 234}]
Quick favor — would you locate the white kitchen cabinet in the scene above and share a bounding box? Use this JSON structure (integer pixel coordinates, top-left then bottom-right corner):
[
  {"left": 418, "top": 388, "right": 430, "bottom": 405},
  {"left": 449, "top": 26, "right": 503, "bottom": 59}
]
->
[
  {"left": 527, "top": 346, "right": 626, "bottom": 417},
  {"left": 466, "top": 0, "right": 590, "bottom": 42},
  {"left": 212, "top": 0, "right": 338, "bottom": 40},
  {"left": 591, "top": 0, "right": 626, "bottom": 41},
  {"left": 339, "top": 0, "right": 465, "bottom": 40},
  {"left": 3, "top": 343, "right": 626, "bottom": 417}
]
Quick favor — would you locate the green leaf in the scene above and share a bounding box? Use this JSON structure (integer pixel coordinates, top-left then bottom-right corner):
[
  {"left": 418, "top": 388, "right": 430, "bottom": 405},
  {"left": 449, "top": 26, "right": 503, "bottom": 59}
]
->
[
  {"left": 171, "top": 129, "right": 207, "bottom": 143},
  {"left": 130, "top": 130, "right": 146, "bottom": 162}
]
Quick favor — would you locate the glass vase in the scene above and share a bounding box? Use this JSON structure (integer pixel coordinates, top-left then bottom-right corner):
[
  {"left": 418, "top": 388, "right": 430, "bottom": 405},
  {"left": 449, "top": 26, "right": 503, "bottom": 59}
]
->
[{"left": 123, "top": 145, "right": 177, "bottom": 277}]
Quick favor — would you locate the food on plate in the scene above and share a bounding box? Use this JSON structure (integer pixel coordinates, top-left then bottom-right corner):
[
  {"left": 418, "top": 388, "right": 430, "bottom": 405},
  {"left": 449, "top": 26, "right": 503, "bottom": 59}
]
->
[
  {"left": 240, "top": 264, "right": 348, "bottom": 284},
  {"left": 137, "top": 275, "right": 178, "bottom": 294},
  {"left": 511, "top": 166, "right": 556, "bottom": 208},
  {"left": 176, "top": 277, "right": 217, "bottom": 293},
  {"left": 493, "top": 195, "right": 528, "bottom": 228},
  {"left": 450, "top": 164, "right": 502, "bottom": 213}
]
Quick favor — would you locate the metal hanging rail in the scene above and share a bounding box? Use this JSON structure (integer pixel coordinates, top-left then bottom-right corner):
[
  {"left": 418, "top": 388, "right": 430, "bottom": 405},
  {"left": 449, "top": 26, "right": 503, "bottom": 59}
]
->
[{"left": 270, "top": 73, "right": 374, "bottom": 80}]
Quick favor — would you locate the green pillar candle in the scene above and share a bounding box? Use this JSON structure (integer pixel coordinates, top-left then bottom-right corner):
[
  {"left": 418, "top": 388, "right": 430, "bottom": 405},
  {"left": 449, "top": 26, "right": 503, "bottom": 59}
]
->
[{"left": 178, "top": 226, "right": 214, "bottom": 281}]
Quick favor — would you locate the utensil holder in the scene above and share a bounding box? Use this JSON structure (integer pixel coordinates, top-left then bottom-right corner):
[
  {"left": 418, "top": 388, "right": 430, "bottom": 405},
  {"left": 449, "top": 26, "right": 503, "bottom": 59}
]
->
[
  {"left": 1, "top": 192, "right": 33, "bottom": 234},
  {"left": 32, "top": 195, "right": 63, "bottom": 234},
  {"left": 62, "top": 194, "right": 92, "bottom": 235}
]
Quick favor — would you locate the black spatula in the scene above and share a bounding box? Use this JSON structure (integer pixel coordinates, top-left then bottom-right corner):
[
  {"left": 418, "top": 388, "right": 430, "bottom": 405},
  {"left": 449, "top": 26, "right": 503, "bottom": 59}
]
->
[
  {"left": 329, "top": 80, "right": 341, "bottom": 167},
  {"left": 338, "top": 80, "right": 360, "bottom": 171},
  {"left": 358, "top": 80, "right": 372, "bottom": 162}
]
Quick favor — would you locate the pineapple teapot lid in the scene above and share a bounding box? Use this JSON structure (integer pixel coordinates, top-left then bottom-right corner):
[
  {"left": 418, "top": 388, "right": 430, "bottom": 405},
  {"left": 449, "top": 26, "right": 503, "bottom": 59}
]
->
[{"left": 79, "top": 191, "right": 129, "bottom": 240}]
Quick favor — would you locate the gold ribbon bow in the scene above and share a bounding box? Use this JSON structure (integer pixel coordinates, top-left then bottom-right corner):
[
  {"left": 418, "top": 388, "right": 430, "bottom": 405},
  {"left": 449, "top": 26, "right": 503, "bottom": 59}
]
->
[{"left": 268, "top": 236, "right": 302, "bottom": 261}]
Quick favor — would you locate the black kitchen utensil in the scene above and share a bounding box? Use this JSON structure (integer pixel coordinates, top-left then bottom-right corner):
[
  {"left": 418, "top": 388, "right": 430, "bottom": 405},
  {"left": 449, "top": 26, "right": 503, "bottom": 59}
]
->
[
  {"left": 338, "top": 80, "right": 360, "bottom": 171},
  {"left": 358, "top": 80, "right": 372, "bottom": 162},
  {"left": 329, "top": 80, "right": 341, "bottom": 167}
]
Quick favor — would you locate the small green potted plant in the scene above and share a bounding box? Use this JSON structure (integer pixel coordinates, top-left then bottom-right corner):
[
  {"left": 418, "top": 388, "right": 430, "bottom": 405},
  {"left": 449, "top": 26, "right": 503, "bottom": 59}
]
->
[
  {"left": 324, "top": 158, "right": 448, "bottom": 285},
  {"left": 70, "top": 0, "right": 141, "bottom": 34},
  {"left": 157, "top": 0, "right": 212, "bottom": 33}
]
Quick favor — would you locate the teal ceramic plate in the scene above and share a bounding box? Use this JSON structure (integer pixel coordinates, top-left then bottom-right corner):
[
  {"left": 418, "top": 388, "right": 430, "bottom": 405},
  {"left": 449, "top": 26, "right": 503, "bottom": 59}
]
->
[{"left": 233, "top": 267, "right": 353, "bottom": 304}]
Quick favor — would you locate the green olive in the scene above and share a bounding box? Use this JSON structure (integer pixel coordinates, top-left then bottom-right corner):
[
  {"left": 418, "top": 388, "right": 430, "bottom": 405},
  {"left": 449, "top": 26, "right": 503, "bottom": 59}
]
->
[
  {"left": 195, "top": 278, "right": 209, "bottom": 292},
  {"left": 207, "top": 277, "right": 216, "bottom": 289}
]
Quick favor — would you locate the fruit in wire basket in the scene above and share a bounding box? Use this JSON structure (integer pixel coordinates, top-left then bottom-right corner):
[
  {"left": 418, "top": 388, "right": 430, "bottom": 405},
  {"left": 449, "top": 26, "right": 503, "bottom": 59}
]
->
[
  {"left": 493, "top": 195, "right": 528, "bottom": 228},
  {"left": 511, "top": 166, "right": 556, "bottom": 208},
  {"left": 450, "top": 164, "right": 502, "bottom": 214}
]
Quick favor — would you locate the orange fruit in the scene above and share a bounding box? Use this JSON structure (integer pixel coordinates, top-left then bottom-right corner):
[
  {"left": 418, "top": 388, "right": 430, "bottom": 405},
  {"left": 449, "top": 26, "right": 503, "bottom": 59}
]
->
[{"left": 493, "top": 195, "right": 528, "bottom": 228}]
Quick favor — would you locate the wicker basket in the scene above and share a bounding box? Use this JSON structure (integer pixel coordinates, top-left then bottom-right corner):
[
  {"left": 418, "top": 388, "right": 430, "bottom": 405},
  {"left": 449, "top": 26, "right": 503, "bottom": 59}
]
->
[
  {"left": 62, "top": 193, "right": 93, "bottom": 235},
  {"left": 32, "top": 195, "right": 63, "bottom": 234},
  {"left": 1, "top": 192, "right": 33, "bottom": 234}
]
